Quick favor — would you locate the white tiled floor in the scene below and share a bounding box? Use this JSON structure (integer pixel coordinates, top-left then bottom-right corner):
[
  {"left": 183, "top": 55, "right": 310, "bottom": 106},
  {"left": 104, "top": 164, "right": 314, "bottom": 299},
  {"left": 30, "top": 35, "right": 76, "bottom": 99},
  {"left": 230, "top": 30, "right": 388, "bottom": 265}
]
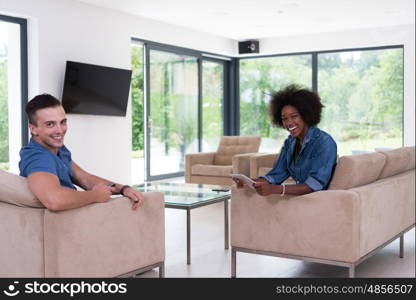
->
[{"left": 137, "top": 197, "right": 415, "bottom": 278}]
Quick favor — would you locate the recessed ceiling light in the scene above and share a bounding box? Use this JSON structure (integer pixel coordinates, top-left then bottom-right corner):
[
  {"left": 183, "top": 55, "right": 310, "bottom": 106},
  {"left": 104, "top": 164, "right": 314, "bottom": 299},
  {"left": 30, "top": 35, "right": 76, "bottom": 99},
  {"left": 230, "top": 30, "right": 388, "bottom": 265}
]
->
[
  {"left": 316, "top": 17, "right": 332, "bottom": 23},
  {"left": 384, "top": 10, "right": 401, "bottom": 15},
  {"left": 281, "top": 2, "right": 299, "bottom": 9},
  {"left": 212, "top": 11, "right": 229, "bottom": 17}
]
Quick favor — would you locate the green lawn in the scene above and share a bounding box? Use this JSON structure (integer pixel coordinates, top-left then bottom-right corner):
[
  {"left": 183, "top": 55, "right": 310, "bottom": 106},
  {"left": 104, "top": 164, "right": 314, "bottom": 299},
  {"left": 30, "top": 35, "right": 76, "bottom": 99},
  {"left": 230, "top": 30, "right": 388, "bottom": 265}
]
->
[
  {"left": 337, "top": 137, "right": 402, "bottom": 156},
  {"left": 131, "top": 150, "right": 144, "bottom": 159},
  {"left": 0, "top": 162, "right": 9, "bottom": 171}
]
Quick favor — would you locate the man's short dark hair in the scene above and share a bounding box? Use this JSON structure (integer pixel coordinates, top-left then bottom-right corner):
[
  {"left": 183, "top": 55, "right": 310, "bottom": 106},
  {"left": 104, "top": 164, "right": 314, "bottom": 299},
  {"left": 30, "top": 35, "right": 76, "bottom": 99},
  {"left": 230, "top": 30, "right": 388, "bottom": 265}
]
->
[
  {"left": 269, "top": 84, "right": 324, "bottom": 128},
  {"left": 26, "top": 94, "right": 62, "bottom": 125}
]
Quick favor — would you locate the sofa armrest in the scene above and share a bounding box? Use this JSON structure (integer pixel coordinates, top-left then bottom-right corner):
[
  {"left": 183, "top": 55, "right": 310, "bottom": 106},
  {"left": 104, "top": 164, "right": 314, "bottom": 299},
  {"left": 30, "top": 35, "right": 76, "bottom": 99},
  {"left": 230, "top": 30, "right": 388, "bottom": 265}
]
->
[
  {"left": 44, "top": 192, "right": 165, "bottom": 277},
  {"left": 249, "top": 153, "right": 279, "bottom": 178},
  {"left": 350, "top": 170, "right": 415, "bottom": 258},
  {"left": 231, "top": 187, "right": 360, "bottom": 262},
  {"left": 0, "top": 203, "right": 46, "bottom": 277},
  {"left": 232, "top": 153, "right": 260, "bottom": 177},
  {"left": 185, "top": 152, "right": 216, "bottom": 182}
]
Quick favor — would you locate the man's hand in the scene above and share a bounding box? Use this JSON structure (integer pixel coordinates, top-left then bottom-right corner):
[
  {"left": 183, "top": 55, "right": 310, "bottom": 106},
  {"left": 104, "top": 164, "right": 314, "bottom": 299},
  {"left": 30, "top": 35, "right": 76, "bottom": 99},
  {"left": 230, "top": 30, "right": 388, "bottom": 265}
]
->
[
  {"left": 121, "top": 187, "right": 144, "bottom": 210},
  {"left": 91, "top": 183, "right": 112, "bottom": 203}
]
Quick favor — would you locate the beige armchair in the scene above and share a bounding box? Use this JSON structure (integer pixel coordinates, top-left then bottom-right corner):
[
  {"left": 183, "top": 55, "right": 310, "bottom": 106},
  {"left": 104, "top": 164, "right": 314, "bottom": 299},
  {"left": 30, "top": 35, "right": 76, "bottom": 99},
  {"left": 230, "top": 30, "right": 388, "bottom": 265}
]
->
[
  {"left": 249, "top": 152, "right": 307, "bottom": 185},
  {"left": 185, "top": 136, "right": 261, "bottom": 186},
  {"left": 0, "top": 170, "right": 165, "bottom": 278},
  {"left": 249, "top": 153, "right": 279, "bottom": 178}
]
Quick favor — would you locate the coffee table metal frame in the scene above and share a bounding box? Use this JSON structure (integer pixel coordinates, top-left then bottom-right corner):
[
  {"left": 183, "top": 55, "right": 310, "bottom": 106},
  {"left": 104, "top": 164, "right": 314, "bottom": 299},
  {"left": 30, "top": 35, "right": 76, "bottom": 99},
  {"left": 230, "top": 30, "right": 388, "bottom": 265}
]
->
[{"left": 165, "top": 194, "right": 230, "bottom": 264}]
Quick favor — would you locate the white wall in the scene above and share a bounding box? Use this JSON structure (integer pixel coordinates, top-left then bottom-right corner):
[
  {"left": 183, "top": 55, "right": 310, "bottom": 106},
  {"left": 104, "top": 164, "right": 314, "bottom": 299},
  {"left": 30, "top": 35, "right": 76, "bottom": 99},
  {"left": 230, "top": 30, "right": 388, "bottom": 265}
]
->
[
  {"left": 1, "top": 0, "right": 234, "bottom": 184},
  {"left": 257, "top": 24, "right": 415, "bottom": 146}
]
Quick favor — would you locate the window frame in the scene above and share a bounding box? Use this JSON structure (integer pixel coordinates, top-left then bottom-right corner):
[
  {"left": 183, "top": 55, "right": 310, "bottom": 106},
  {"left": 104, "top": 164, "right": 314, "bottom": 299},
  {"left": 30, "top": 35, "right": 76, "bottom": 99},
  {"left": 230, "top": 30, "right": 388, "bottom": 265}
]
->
[{"left": 0, "top": 14, "right": 28, "bottom": 147}]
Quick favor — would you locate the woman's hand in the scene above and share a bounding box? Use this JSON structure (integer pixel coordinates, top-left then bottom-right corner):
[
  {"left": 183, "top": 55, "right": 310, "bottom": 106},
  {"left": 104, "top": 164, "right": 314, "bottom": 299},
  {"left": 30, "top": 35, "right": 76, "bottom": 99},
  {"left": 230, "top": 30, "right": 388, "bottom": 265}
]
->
[
  {"left": 253, "top": 181, "right": 279, "bottom": 196},
  {"left": 232, "top": 178, "right": 246, "bottom": 189}
]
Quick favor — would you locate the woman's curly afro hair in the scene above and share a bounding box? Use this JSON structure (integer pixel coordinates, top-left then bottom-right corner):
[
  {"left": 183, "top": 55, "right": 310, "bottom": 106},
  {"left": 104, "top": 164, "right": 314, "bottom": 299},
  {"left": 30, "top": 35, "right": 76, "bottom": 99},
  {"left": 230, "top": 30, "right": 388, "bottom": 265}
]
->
[{"left": 269, "top": 84, "right": 324, "bottom": 128}]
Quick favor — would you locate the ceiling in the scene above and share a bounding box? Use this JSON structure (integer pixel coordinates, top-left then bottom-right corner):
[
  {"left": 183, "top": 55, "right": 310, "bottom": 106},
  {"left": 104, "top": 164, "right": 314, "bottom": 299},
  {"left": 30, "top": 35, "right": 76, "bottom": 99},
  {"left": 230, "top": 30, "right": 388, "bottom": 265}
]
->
[{"left": 76, "top": 0, "right": 415, "bottom": 40}]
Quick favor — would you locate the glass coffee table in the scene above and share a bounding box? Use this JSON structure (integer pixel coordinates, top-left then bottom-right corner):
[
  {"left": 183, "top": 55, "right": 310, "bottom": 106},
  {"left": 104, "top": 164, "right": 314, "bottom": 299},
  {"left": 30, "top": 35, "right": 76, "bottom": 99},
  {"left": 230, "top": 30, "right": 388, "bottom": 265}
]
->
[{"left": 134, "top": 182, "right": 231, "bottom": 264}]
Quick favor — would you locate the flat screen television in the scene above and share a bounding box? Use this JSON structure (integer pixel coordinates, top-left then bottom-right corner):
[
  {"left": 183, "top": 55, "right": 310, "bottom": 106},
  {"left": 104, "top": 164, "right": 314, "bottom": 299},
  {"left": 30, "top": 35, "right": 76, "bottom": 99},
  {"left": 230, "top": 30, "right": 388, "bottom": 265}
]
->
[{"left": 61, "top": 61, "right": 132, "bottom": 116}]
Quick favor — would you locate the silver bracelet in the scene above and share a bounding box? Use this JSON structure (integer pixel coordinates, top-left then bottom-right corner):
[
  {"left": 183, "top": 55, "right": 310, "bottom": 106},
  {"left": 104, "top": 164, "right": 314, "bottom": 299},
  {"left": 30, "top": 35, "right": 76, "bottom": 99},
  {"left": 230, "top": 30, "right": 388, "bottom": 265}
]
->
[{"left": 281, "top": 183, "right": 286, "bottom": 196}]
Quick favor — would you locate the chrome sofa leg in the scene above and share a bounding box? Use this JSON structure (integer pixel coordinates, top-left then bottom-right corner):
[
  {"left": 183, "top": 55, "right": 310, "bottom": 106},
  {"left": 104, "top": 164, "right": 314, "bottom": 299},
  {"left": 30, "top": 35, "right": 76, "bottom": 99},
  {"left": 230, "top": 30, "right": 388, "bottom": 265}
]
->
[
  {"left": 159, "top": 262, "right": 165, "bottom": 278},
  {"left": 349, "top": 265, "right": 355, "bottom": 278},
  {"left": 231, "top": 247, "right": 236, "bottom": 278},
  {"left": 399, "top": 235, "right": 404, "bottom": 258}
]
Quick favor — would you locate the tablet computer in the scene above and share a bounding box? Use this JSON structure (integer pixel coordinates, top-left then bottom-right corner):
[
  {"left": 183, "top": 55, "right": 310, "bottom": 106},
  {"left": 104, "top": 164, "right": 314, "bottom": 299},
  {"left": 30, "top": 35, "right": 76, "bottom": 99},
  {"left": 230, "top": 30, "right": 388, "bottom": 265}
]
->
[{"left": 231, "top": 174, "right": 256, "bottom": 189}]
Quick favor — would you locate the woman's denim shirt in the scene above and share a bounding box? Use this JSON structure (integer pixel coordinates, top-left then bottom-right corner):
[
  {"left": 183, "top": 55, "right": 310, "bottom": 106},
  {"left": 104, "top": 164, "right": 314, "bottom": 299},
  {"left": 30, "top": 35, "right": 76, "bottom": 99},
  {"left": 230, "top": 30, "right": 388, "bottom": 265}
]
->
[{"left": 262, "top": 126, "right": 337, "bottom": 191}]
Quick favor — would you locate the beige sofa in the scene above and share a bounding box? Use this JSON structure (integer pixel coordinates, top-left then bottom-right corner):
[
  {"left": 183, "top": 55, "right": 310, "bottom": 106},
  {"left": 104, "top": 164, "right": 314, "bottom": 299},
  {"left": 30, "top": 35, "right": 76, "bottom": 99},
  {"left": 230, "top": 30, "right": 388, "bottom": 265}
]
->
[
  {"left": 185, "top": 136, "right": 261, "bottom": 186},
  {"left": 231, "top": 146, "right": 415, "bottom": 277},
  {"left": 0, "top": 170, "right": 165, "bottom": 278}
]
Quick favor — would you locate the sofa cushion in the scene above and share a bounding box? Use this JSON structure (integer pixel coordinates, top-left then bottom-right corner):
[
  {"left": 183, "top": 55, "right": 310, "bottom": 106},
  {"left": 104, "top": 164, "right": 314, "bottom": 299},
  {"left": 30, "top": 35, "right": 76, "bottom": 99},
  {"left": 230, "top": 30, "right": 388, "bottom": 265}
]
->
[
  {"left": 0, "top": 170, "right": 44, "bottom": 208},
  {"left": 328, "top": 152, "right": 386, "bottom": 190},
  {"left": 214, "top": 136, "right": 261, "bottom": 165},
  {"left": 191, "top": 164, "right": 233, "bottom": 177},
  {"left": 378, "top": 146, "right": 415, "bottom": 179}
]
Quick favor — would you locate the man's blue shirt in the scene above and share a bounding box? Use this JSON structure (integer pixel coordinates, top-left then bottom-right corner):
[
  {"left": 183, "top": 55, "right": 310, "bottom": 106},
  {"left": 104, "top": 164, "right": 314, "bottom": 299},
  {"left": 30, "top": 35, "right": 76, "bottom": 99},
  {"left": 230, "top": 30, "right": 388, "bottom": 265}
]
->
[
  {"left": 262, "top": 126, "right": 337, "bottom": 191},
  {"left": 19, "top": 139, "right": 77, "bottom": 190}
]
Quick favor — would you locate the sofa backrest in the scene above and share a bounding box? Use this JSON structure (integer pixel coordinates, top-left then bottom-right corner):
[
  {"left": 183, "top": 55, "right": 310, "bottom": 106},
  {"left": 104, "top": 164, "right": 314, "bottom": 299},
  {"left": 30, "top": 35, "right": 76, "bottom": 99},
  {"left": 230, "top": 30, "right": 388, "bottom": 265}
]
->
[
  {"left": 0, "top": 170, "right": 45, "bottom": 208},
  {"left": 378, "top": 146, "right": 415, "bottom": 179},
  {"left": 328, "top": 152, "right": 386, "bottom": 190},
  {"left": 214, "top": 136, "right": 261, "bottom": 165}
]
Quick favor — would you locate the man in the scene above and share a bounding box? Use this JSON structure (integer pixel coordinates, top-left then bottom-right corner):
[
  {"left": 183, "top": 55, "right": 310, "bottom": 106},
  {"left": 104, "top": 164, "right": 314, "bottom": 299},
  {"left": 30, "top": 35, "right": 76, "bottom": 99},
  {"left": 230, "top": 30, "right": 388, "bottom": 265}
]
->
[{"left": 19, "top": 94, "right": 143, "bottom": 211}]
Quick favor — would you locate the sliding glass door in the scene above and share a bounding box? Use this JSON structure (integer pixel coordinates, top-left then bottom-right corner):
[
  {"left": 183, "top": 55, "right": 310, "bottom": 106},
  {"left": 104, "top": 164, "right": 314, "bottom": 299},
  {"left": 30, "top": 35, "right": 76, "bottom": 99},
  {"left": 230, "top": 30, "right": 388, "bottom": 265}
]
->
[
  {"left": 202, "top": 60, "right": 224, "bottom": 151},
  {"left": 147, "top": 48, "right": 199, "bottom": 179},
  {"left": 130, "top": 41, "right": 227, "bottom": 182}
]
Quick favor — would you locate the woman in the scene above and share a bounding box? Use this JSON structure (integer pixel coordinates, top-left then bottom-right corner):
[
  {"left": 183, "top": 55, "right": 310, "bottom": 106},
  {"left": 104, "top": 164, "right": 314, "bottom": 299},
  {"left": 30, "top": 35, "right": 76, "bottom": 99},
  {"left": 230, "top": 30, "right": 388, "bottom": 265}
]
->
[{"left": 235, "top": 84, "right": 337, "bottom": 196}]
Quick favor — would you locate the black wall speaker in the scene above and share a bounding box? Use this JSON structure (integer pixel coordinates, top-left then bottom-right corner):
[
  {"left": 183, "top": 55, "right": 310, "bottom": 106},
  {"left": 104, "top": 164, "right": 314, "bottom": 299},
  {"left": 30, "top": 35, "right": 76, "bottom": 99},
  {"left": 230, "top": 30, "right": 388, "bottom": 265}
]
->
[{"left": 238, "top": 40, "right": 259, "bottom": 54}]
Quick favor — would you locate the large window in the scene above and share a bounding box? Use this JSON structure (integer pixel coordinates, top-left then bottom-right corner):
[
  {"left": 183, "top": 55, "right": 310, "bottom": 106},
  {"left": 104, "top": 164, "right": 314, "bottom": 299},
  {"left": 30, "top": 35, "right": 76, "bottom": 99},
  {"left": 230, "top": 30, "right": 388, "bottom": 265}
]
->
[
  {"left": 239, "top": 46, "right": 403, "bottom": 155},
  {"left": 0, "top": 16, "right": 27, "bottom": 173},
  {"left": 239, "top": 55, "right": 312, "bottom": 152},
  {"left": 318, "top": 48, "right": 403, "bottom": 155}
]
